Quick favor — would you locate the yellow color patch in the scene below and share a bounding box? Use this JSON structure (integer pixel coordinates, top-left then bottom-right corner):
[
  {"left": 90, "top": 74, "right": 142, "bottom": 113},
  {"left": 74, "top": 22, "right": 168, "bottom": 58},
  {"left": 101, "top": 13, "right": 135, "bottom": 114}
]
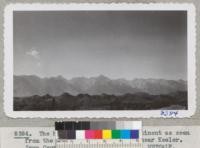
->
[{"left": 102, "top": 130, "right": 112, "bottom": 139}]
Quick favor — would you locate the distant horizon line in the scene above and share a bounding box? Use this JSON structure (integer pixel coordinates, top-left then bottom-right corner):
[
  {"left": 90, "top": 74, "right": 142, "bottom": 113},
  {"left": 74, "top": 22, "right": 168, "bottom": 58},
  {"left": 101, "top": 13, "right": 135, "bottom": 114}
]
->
[{"left": 13, "top": 74, "right": 187, "bottom": 81}]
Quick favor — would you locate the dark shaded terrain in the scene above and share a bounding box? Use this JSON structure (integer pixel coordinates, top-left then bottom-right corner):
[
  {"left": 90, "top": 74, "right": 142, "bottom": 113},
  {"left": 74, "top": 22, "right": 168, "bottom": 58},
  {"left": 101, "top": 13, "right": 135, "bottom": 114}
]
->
[{"left": 14, "top": 91, "right": 187, "bottom": 111}]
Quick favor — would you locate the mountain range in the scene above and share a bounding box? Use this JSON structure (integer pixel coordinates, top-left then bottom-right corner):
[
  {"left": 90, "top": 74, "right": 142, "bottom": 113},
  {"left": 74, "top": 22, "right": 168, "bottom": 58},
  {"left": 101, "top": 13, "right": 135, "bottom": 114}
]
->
[{"left": 14, "top": 75, "right": 187, "bottom": 97}]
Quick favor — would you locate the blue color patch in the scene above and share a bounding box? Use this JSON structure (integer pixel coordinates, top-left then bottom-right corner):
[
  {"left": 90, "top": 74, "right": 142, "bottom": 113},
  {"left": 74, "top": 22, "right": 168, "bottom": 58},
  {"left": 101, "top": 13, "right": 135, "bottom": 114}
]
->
[
  {"left": 131, "top": 130, "right": 139, "bottom": 139},
  {"left": 120, "top": 130, "right": 131, "bottom": 139}
]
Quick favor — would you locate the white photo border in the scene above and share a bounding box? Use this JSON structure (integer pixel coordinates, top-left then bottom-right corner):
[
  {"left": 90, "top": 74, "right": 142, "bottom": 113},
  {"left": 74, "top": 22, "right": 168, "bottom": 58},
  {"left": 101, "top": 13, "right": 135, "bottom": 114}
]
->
[{"left": 4, "top": 3, "right": 196, "bottom": 118}]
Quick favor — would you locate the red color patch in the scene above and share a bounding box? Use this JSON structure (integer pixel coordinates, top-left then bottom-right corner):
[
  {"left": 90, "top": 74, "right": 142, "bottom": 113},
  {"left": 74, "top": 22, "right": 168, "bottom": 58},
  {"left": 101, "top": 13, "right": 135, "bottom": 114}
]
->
[{"left": 94, "top": 130, "right": 102, "bottom": 139}]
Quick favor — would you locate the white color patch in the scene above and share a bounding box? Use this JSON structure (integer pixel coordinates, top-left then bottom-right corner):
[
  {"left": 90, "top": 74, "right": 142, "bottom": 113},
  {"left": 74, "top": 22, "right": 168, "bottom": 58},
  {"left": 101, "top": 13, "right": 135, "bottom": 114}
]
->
[{"left": 76, "top": 130, "right": 85, "bottom": 139}]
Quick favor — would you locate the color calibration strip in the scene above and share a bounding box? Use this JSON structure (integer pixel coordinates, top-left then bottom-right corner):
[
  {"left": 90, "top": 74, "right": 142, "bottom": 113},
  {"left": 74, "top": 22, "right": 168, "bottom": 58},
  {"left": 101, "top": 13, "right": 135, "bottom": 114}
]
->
[{"left": 55, "top": 121, "right": 141, "bottom": 140}]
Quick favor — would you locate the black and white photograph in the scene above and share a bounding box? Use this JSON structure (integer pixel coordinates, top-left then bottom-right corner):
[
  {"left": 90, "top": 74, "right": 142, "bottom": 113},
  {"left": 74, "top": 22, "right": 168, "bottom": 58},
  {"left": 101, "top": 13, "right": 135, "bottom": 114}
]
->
[{"left": 4, "top": 4, "right": 196, "bottom": 118}]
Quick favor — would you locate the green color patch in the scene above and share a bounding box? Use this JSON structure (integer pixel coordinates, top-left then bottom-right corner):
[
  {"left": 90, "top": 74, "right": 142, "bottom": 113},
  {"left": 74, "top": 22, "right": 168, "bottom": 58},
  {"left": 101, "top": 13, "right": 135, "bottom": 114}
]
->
[{"left": 112, "top": 130, "right": 121, "bottom": 139}]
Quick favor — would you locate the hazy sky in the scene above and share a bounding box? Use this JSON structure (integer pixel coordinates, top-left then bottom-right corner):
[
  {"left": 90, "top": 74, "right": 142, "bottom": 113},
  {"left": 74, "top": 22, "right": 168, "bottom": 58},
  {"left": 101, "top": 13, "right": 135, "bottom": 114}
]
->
[{"left": 14, "top": 11, "right": 187, "bottom": 80}]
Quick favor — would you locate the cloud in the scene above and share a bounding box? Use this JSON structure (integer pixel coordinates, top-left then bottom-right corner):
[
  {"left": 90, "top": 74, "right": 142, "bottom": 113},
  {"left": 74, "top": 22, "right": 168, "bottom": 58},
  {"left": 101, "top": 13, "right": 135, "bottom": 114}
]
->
[
  {"left": 26, "top": 49, "right": 40, "bottom": 59},
  {"left": 37, "top": 62, "right": 41, "bottom": 67}
]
